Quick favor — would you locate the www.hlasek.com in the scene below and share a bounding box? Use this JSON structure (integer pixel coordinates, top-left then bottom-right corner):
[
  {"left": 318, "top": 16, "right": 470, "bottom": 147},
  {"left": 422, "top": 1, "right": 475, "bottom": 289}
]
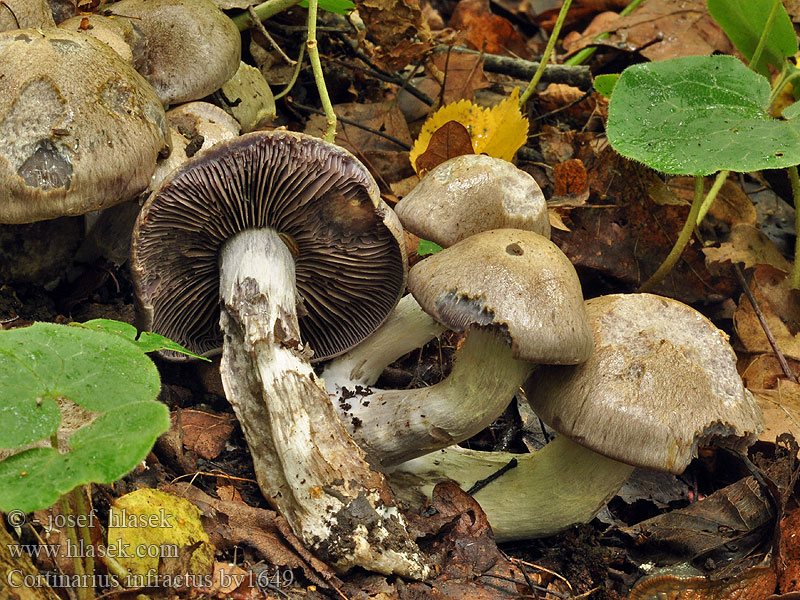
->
[{"left": 8, "top": 538, "right": 180, "bottom": 560}]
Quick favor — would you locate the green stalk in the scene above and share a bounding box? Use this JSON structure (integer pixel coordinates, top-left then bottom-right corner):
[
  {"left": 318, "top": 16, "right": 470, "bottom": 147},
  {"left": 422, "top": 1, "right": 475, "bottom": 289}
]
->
[
  {"left": 306, "top": 0, "right": 337, "bottom": 141},
  {"left": 639, "top": 175, "right": 705, "bottom": 293},
  {"left": 59, "top": 494, "right": 92, "bottom": 600},
  {"left": 789, "top": 166, "right": 800, "bottom": 289},
  {"left": 749, "top": 0, "right": 782, "bottom": 73},
  {"left": 519, "top": 0, "right": 572, "bottom": 107},
  {"left": 564, "top": 0, "right": 645, "bottom": 66},
  {"left": 72, "top": 486, "right": 95, "bottom": 581},
  {"left": 696, "top": 170, "right": 729, "bottom": 225},
  {"left": 231, "top": 0, "right": 302, "bottom": 31}
]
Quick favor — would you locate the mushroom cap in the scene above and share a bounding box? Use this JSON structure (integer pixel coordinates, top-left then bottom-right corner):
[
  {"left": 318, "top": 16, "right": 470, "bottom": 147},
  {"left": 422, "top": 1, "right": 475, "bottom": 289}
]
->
[
  {"left": 524, "top": 293, "right": 764, "bottom": 474},
  {"left": 58, "top": 14, "right": 148, "bottom": 68},
  {"left": 0, "top": 0, "right": 55, "bottom": 31},
  {"left": 396, "top": 155, "right": 550, "bottom": 247},
  {"left": 0, "top": 28, "right": 169, "bottom": 224},
  {"left": 132, "top": 130, "right": 408, "bottom": 362},
  {"left": 408, "top": 228, "right": 593, "bottom": 364},
  {"left": 107, "top": 0, "right": 241, "bottom": 105}
]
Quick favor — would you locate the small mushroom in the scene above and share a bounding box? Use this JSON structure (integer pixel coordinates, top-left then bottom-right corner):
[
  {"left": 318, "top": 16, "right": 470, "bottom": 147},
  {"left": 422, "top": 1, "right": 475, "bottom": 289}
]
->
[
  {"left": 387, "top": 293, "right": 764, "bottom": 541},
  {"left": 0, "top": 28, "right": 169, "bottom": 224},
  {"left": 131, "top": 130, "right": 429, "bottom": 578},
  {"left": 331, "top": 229, "right": 593, "bottom": 467},
  {"left": 106, "top": 0, "right": 241, "bottom": 105}
]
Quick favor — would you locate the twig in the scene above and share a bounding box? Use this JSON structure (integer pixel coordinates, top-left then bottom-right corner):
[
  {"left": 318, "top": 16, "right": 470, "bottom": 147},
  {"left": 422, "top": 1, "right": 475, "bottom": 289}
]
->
[
  {"left": 733, "top": 264, "right": 798, "bottom": 383},
  {"left": 520, "top": 0, "right": 572, "bottom": 107},
  {"left": 465, "top": 458, "right": 518, "bottom": 495},
  {"left": 305, "top": 0, "right": 336, "bottom": 141},
  {"left": 434, "top": 46, "right": 592, "bottom": 89},
  {"left": 248, "top": 6, "right": 295, "bottom": 65},
  {"left": 274, "top": 44, "right": 305, "bottom": 100},
  {"left": 479, "top": 573, "right": 569, "bottom": 598},
  {"left": 285, "top": 99, "right": 412, "bottom": 150},
  {"left": 231, "top": 0, "right": 301, "bottom": 31}
]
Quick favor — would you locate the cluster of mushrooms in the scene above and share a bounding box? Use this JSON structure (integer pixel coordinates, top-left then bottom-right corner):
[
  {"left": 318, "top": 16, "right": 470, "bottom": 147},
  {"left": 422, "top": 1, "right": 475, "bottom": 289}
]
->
[{"left": 1, "top": 0, "right": 765, "bottom": 582}]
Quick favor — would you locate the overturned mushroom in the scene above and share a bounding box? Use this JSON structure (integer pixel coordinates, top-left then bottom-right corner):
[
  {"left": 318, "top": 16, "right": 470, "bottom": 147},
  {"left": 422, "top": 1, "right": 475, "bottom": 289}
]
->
[
  {"left": 330, "top": 229, "right": 593, "bottom": 467},
  {"left": 132, "top": 131, "right": 429, "bottom": 577},
  {"left": 388, "top": 293, "right": 764, "bottom": 541}
]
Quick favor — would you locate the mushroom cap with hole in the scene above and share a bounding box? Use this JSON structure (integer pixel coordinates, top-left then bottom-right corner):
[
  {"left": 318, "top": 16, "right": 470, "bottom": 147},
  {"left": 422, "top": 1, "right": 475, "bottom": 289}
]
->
[
  {"left": 0, "top": 0, "right": 54, "bottom": 31},
  {"left": 132, "top": 130, "right": 408, "bottom": 362},
  {"left": 408, "top": 228, "right": 592, "bottom": 364},
  {"left": 0, "top": 28, "right": 169, "bottom": 224},
  {"left": 524, "top": 293, "right": 764, "bottom": 474},
  {"left": 396, "top": 155, "right": 550, "bottom": 247},
  {"left": 107, "top": 0, "right": 241, "bottom": 106}
]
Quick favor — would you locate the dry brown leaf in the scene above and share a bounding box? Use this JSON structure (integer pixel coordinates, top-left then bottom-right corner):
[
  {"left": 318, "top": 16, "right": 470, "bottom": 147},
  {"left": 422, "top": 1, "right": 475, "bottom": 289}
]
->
[
  {"left": 450, "top": 0, "right": 531, "bottom": 58},
  {"left": 704, "top": 224, "right": 793, "bottom": 275},
  {"left": 734, "top": 266, "right": 800, "bottom": 360},
  {"left": 414, "top": 120, "right": 474, "bottom": 175},
  {"left": 667, "top": 177, "right": 757, "bottom": 226},
  {"left": 779, "top": 508, "right": 800, "bottom": 593},
  {"left": 181, "top": 409, "right": 235, "bottom": 460},
  {"left": 548, "top": 208, "right": 571, "bottom": 231},
  {"left": 551, "top": 158, "right": 589, "bottom": 206},
  {"left": 562, "top": 0, "right": 734, "bottom": 63},
  {"left": 305, "top": 100, "right": 413, "bottom": 154},
  {"left": 357, "top": 0, "right": 434, "bottom": 71},
  {"left": 752, "top": 379, "right": 800, "bottom": 444},
  {"left": 740, "top": 353, "right": 800, "bottom": 391},
  {"left": 427, "top": 51, "right": 490, "bottom": 105}
]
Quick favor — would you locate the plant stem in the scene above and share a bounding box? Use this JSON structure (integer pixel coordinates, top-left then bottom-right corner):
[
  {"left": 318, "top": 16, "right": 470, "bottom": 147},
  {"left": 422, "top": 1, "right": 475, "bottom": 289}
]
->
[
  {"left": 59, "top": 494, "right": 91, "bottom": 600},
  {"left": 563, "top": 0, "right": 645, "bottom": 66},
  {"left": 749, "top": 0, "right": 782, "bottom": 73},
  {"left": 519, "top": 0, "right": 573, "bottom": 107},
  {"left": 306, "top": 0, "right": 337, "bottom": 141},
  {"left": 230, "top": 0, "right": 301, "bottom": 31},
  {"left": 639, "top": 175, "right": 704, "bottom": 293},
  {"left": 789, "top": 166, "right": 800, "bottom": 289},
  {"left": 696, "top": 170, "right": 729, "bottom": 225},
  {"left": 71, "top": 486, "right": 95, "bottom": 580},
  {"left": 274, "top": 44, "right": 306, "bottom": 100}
]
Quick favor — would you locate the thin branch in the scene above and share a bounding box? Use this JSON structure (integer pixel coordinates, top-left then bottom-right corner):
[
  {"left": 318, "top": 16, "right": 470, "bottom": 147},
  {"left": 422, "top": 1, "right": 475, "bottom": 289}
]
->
[{"left": 248, "top": 6, "right": 295, "bottom": 64}]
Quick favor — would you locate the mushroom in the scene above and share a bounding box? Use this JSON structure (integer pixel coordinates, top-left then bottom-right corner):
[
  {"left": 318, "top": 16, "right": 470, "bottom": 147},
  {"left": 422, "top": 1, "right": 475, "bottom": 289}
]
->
[
  {"left": 58, "top": 14, "right": 148, "bottom": 69},
  {"left": 131, "top": 130, "right": 429, "bottom": 578},
  {"left": 106, "top": 0, "right": 241, "bottom": 106},
  {"left": 329, "top": 228, "right": 593, "bottom": 467},
  {"left": 0, "top": 28, "right": 169, "bottom": 224},
  {"left": 0, "top": 0, "right": 54, "bottom": 31},
  {"left": 323, "top": 154, "right": 551, "bottom": 386},
  {"left": 387, "top": 293, "right": 764, "bottom": 541}
]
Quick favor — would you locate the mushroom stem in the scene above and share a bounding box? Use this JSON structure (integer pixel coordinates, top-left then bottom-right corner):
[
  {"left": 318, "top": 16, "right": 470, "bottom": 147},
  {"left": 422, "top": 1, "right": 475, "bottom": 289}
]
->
[
  {"left": 321, "top": 293, "right": 445, "bottom": 387},
  {"left": 332, "top": 328, "right": 534, "bottom": 467},
  {"left": 387, "top": 436, "right": 635, "bottom": 541},
  {"left": 218, "top": 228, "right": 429, "bottom": 579}
]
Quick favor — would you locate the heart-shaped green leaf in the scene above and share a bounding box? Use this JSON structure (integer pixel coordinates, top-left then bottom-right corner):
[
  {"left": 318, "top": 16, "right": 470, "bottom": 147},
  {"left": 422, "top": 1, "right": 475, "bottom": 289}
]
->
[
  {"left": 0, "top": 322, "right": 169, "bottom": 512},
  {"left": 607, "top": 55, "right": 800, "bottom": 175}
]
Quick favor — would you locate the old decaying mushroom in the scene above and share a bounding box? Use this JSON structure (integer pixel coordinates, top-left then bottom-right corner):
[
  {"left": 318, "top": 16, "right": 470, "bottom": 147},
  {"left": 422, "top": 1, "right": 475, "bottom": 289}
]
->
[
  {"left": 323, "top": 154, "right": 551, "bottom": 387},
  {"left": 132, "top": 130, "right": 429, "bottom": 578},
  {"left": 388, "top": 293, "right": 764, "bottom": 541},
  {"left": 0, "top": 28, "right": 169, "bottom": 224},
  {"left": 106, "top": 0, "right": 241, "bottom": 106},
  {"left": 328, "top": 229, "right": 593, "bottom": 467}
]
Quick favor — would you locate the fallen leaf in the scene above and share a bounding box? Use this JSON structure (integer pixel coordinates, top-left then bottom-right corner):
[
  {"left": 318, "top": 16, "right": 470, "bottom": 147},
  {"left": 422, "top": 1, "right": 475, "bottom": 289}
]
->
[
  {"left": 305, "top": 100, "right": 413, "bottom": 154},
  {"left": 734, "top": 266, "right": 800, "bottom": 360},
  {"left": 357, "top": 0, "right": 434, "bottom": 71},
  {"left": 450, "top": 0, "right": 531, "bottom": 58},
  {"left": 181, "top": 409, "right": 235, "bottom": 460},
  {"left": 704, "top": 223, "right": 792, "bottom": 274},
  {"left": 740, "top": 353, "right": 800, "bottom": 391},
  {"left": 551, "top": 158, "right": 589, "bottom": 206},
  {"left": 666, "top": 177, "right": 757, "bottom": 227},
  {"left": 753, "top": 379, "right": 800, "bottom": 444},
  {"left": 414, "top": 120, "right": 475, "bottom": 175},
  {"left": 475, "top": 88, "right": 529, "bottom": 161},
  {"left": 779, "top": 508, "right": 800, "bottom": 593},
  {"left": 427, "top": 51, "right": 490, "bottom": 105}
]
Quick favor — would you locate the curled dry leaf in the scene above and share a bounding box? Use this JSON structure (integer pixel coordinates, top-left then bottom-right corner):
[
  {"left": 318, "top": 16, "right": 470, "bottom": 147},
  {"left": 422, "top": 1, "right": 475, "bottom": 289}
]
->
[
  {"left": 704, "top": 223, "right": 792, "bottom": 275},
  {"left": 450, "top": 0, "right": 531, "bottom": 58},
  {"left": 413, "top": 120, "right": 474, "bottom": 175},
  {"left": 357, "top": 0, "right": 434, "bottom": 71}
]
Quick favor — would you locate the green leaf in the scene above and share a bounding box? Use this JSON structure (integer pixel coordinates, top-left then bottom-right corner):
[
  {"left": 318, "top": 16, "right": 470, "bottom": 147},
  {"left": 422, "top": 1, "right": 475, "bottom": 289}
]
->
[
  {"left": 0, "top": 323, "right": 170, "bottom": 513},
  {"left": 606, "top": 55, "right": 800, "bottom": 175},
  {"left": 417, "top": 239, "right": 444, "bottom": 256},
  {"left": 75, "top": 319, "right": 211, "bottom": 361},
  {"left": 593, "top": 74, "right": 618, "bottom": 98},
  {"left": 298, "top": 0, "right": 354, "bottom": 14},
  {"left": 707, "top": 0, "right": 797, "bottom": 76}
]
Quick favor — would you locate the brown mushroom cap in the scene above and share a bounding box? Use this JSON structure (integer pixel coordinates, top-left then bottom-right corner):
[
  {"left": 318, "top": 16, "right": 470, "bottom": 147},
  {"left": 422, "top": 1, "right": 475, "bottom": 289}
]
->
[
  {"left": 107, "top": 0, "right": 241, "bottom": 105},
  {"left": 132, "top": 130, "right": 408, "bottom": 362},
  {"left": 408, "top": 228, "right": 593, "bottom": 364},
  {"left": 0, "top": 0, "right": 55, "bottom": 31},
  {"left": 396, "top": 155, "right": 550, "bottom": 247},
  {"left": 58, "top": 14, "right": 148, "bottom": 68},
  {"left": 524, "top": 293, "right": 764, "bottom": 474},
  {"left": 0, "top": 28, "right": 169, "bottom": 224}
]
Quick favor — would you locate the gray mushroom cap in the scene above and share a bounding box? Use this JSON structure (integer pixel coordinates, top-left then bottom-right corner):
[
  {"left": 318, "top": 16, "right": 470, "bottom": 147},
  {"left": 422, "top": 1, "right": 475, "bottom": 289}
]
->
[
  {"left": 0, "top": 28, "right": 169, "bottom": 224},
  {"left": 524, "top": 293, "right": 764, "bottom": 474},
  {"left": 0, "top": 0, "right": 55, "bottom": 31},
  {"left": 107, "top": 0, "right": 241, "bottom": 106},
  {"left": 132, "top": 130, "right": 408, "bottom": 362},
  {"left": 408, "top": 228, "right": 593, "bottom": 364},
  {"left": 396, "top": 155, "right": 550, "bottom": 247}
]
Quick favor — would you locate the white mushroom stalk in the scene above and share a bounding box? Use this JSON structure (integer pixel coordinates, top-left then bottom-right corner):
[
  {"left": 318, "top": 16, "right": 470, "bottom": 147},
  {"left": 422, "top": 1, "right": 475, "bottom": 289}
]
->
[
  {"left": 219, "top": 230, "right": 428, "bottom": 577},
  {"left": 387, "top": 436, "right": 635, "bottom": 541}
]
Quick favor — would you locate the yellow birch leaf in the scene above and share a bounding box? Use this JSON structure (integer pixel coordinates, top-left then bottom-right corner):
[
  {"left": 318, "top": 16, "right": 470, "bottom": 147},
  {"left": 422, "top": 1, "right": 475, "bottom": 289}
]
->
[
  {"left": 408, "top": 88, "right": 529, "bottom": 173},
  {"left": 475, "top": 88, "right": 529, "bottom": 161},
  {"left": 409, "top": 99, "right": 488, "bottom": 173}
]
